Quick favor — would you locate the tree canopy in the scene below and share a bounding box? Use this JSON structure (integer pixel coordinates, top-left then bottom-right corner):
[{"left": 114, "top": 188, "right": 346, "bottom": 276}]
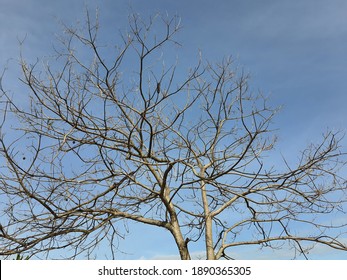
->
[{"left": 0, "top": 12, "right": 346, "bottom": 259}]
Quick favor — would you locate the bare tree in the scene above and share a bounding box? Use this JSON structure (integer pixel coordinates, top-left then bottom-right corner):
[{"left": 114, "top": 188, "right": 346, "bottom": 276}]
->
[{"left": 0, "top": 12, "right": 346, "bottom": 260}]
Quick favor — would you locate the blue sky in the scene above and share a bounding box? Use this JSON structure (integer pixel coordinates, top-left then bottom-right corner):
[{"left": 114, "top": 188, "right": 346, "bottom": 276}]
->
[{"left": 1, "top": 0, "right": 347, "bottom": 259}]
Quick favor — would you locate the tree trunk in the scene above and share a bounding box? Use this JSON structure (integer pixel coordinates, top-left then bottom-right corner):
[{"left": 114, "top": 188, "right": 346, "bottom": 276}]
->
[
  {"left": 169, "top": 220, "right": 191, "bottom": 260},
  {"left": 205, "top": 215, "right": 216, "bottom": 260},
  {"left": 200, "top": 169, "right": 216, "bottom": 260}
]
